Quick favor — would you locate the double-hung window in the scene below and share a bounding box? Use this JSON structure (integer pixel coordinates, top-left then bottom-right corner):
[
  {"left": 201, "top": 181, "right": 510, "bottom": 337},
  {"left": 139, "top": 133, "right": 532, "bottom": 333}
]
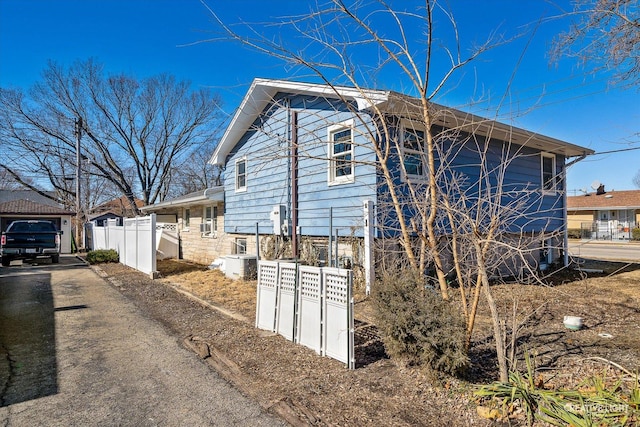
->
[
  {"left": 541, "top": 152, "right": 556, "bottom": 193},
  {"left": 204, "top": 205, "right": 218, "bottom": 232},
  {"left": 235, "top": 158, "right": 247, "bottom": 192},
  {"left": 401, "top": 122, "right": 427, "bottom": 180},
  {"left": 328, "top": 121, "right": 354, "bottom": 184}
]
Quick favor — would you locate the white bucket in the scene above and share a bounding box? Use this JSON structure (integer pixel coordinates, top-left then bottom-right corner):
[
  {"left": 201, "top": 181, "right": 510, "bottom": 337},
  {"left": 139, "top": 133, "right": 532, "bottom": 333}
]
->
[{"left": 563, "top": 316, "right": 583, "bottom": 331}]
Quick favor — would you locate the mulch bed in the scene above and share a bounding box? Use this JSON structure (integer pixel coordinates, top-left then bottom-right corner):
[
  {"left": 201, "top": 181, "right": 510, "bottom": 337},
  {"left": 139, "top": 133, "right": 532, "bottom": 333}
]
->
[{"left": 94, "top": 258, "right": 640, "bottom": 426}]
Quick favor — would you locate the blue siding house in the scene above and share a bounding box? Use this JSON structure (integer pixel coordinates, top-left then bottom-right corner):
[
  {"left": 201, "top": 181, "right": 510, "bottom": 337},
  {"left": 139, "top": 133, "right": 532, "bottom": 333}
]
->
[{"left": 209, "top": 79, "right": 593, "bottom": 264}]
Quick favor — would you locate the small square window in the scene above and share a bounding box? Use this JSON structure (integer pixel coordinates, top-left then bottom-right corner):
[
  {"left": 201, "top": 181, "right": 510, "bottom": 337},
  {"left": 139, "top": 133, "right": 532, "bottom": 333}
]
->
[{"left": 234, "top": 238, "right": 247, "bottom": 255}]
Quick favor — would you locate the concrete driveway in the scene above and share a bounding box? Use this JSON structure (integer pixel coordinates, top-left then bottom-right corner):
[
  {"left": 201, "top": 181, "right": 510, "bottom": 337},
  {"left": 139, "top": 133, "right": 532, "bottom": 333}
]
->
[
  {"left": 568, "top": 241, "right": 640, "bottom": 262},
  {"left": 0, "top": 255, "right": 283, "bottom": 426}
]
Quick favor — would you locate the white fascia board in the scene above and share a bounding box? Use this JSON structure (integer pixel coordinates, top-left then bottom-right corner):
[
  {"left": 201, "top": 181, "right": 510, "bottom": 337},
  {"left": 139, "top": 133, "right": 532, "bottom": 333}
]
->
[
  {"left": 208, "top": 78, "right": 389, "bottom": 165},
  {"left": 140, "top": 188, "right": 223, "bottom": 211}
]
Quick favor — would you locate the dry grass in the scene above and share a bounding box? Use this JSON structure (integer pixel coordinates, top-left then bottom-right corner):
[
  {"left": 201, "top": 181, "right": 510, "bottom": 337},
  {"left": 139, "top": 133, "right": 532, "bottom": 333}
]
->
[
  {"left": 98, "top": 258, "right": 640, "bottom": 426},
  {"left": 157, "top": 259, "right": 257, "bottom": 321},
  {"left": 157, "top": 258, "right": 640, "bottom": 381}
]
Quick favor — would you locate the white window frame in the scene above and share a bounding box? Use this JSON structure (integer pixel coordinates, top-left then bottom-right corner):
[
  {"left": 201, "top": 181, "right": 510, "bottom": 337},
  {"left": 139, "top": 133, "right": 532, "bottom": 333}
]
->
[
  {"left": 183, "top": 208, "right": 191, "bottom": 231},
  {"left": 541, "top": 152, "right": 557, "bottom": 194},
  {"left": 235, "top": 157, "right": 247, "bottom": 192},
  {"left": 234, "top": 237, "right": 247, "bottom": 255},
  {"left": 400, "top": 120, "right": 427, "bottom": 182},
  {"left": 327, "top": 120, "right": 355, "bottom": 185}
]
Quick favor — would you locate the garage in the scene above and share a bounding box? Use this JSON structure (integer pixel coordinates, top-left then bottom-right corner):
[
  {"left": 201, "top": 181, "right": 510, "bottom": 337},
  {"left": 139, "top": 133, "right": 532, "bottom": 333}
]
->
[{"left": 0, "top": 197, "right": 74, "bottom": 254}]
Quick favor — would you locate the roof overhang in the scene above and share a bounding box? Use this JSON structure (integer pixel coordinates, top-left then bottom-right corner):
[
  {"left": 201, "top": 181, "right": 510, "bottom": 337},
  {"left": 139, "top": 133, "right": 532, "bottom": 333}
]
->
[
  {"left": 140, "top": 187, "right": 224, "bottom": 212},
  {"left": 569, "top": 206, "right": 640, "bottom": 211},
  {"left": 209, "top": 79, "right": 389, "bottom": 165},
  {"left": 209, "top": 78, "right": 594, "bottom": 165}
]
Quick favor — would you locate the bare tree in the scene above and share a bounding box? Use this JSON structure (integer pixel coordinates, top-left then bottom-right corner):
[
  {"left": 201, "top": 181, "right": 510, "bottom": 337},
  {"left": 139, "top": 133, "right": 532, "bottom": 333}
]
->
[
  {"left": 634, "top": 169, "right": 640, "bottom": 188},
  {"left": 164, "top": 140, "right": 224, "bottom": 198},
  {"left": 0, "top": 59, "right": 223, "bottom": 216},
  {"left": 204, "top": 1, "right": 569, "bottom": 380},
  {"left": 0, "top": 167, "right": 29, "bottom": 190},
  {"left": 552, "top": 0, "right": 640, "bottom": 85}
]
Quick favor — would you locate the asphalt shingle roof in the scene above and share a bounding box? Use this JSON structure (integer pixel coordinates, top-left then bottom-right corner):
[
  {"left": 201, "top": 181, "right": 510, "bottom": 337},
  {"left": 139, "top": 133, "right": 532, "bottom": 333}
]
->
[
  {"left": 567, "top": 190, "right": 640, "bottom": 210},
  {"left": 0, "top": 199, "right": 75, "bottom": 215}
]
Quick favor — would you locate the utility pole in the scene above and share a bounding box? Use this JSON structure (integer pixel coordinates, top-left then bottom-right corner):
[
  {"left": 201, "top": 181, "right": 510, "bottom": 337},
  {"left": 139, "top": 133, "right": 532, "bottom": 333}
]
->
[{"left": 75, "top": 117, "right": 82, "bottom": 251}]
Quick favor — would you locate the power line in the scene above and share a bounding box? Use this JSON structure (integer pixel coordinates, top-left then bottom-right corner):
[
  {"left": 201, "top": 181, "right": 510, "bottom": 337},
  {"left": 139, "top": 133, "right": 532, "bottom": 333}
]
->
[{"left": 589, "top": 146, "right": 640, "bottom": 156}]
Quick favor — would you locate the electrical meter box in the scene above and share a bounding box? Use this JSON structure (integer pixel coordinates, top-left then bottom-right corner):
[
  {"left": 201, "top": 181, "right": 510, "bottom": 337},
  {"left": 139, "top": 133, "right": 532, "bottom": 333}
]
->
[{"left": 270, "top": 205, "right": 286, "bottom": 235}]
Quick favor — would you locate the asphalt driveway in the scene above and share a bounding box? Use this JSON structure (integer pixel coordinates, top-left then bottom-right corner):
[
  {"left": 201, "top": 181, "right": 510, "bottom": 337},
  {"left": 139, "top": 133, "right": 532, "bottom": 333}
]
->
[
  {"left": 0, "top": 255, "right": 283, "bottom": 426},
  {"left": 568, "top": 241, "right": 640, "bottom": 262}
]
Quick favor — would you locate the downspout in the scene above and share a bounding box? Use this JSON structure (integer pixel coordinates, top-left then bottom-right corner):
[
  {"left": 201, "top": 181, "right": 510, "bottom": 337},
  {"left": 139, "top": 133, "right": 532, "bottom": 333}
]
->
[
  {"left": 291, "top": 110, "right": 299, "bottom": 259},
  {"left": 563, "top": 154, "right": 587, "bottom": 267}
]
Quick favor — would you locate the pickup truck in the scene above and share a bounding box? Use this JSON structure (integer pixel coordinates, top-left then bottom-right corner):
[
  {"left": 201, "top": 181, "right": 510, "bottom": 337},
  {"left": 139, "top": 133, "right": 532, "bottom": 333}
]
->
[{"left": 1, "top": 220, "right": 63, "bottom": 267}]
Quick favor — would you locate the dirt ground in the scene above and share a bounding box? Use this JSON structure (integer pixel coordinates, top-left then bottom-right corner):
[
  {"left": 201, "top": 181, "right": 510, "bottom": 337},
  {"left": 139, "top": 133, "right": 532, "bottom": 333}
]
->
[{"left": 95, "top": 259, "right": 640, "bottom": 426}]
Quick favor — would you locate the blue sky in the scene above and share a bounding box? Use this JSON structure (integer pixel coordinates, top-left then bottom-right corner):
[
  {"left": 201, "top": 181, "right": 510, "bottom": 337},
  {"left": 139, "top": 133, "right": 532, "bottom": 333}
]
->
[{"left": 1, "top": 0, "right": 638, "bottom": 192}]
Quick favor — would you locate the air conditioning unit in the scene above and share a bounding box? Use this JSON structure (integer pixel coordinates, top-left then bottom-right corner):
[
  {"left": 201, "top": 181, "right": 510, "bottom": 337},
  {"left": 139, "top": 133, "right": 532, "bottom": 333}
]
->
[
  {"left": 200, "top": 222, "right": 212, "bottom": 234},
  {"left": 224, "top": 255, "right": 257, "bottom": 280}
]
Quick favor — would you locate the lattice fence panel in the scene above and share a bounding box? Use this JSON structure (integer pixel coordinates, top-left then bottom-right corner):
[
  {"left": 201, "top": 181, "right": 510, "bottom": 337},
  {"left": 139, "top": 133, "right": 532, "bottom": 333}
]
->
[
  {"left": 323, "top": 268, "right": 354, "bottom": 368},
  {"left": 296, "top": 266, "right": 322, "bottom": 354},
  {"left": 276, "top": 263, "right": 298, "bottom": 340},
  {"left": 256, "top": 261, "right": 279, "bottom": 331}
]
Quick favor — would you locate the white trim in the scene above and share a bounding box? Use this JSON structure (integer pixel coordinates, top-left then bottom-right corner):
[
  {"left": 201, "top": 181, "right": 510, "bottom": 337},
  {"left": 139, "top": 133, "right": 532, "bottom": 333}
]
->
[
  {"left": 183, "top": 207, "right": 191, "bottom": 231},
  {"left": 541, "top": 152, "right": 557, "bottom": 195},
  {"left": 235, "top": 157, "right": 248, "bottom": 192},
  {"left": 327, "top": 119, "right": 355, "bottom": 185}
]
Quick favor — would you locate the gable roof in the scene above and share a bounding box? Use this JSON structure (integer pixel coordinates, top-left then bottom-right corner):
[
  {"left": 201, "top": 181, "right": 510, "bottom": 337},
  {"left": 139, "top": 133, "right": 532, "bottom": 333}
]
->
[
  {"left": 0, "top": 199, "right": 75, "bottom": 215},
  {"left": 90, "top": 196, "right": 145, "bottom": 217},
  {"left": 209, "top": 78, "right": 594, "bottom": 165},
  {"left": 140, "top": 187, "right": 224, "bottom": 211},
  {"left": 568, "top": 189, "right": 640, "bottom": 210}
]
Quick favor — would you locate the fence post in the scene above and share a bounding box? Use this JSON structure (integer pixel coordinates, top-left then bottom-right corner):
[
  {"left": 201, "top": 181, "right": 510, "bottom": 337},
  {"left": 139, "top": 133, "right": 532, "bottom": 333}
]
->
[
  {"left": 150, "top": 214, "right": 158, "bottom": 278},
  {"left": 363, "top": 200, "right": 374, "bottom": 295},
  {"left": 122, "top": 218, "right": 127, "bottom": 265},
  {"left": 255, "top": 222, "right": 260, "bottom": 259},
  {"left": 328, "top": 207, "right": 333, "bottom": 267}
]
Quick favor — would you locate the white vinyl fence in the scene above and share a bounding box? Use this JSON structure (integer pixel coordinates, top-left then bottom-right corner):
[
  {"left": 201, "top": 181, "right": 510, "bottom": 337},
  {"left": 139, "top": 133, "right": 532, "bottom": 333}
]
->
[
  {"left": 90, "top": 214, "right": 179, "bottom": 276},
  {"left": 256, "top": 260, "right": 354, "bottom": 369}
]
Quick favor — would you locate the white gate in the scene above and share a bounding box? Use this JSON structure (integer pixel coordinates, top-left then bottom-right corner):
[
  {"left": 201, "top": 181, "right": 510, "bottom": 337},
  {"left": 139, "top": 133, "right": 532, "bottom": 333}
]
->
[{"left": 255, "top": 260, "right": 354, "bottom": 368}]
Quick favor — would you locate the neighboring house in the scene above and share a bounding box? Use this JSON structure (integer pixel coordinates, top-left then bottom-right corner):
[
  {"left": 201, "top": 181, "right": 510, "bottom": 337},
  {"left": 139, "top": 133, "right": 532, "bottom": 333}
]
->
[
  {"left": 208, "top": 79, "right": 594, "bottom": 269},
  {"left": 568, "top": 187, "right": 640, "bottom": 241},
  {"left": 0, "top": 197, "right": 74, "bottom": 253},
  {"left": 88, "top": 196, "right": 145, "bottom": 226},
  {"left": 140, "top": 188, "right": 229, "bottom": 265}
]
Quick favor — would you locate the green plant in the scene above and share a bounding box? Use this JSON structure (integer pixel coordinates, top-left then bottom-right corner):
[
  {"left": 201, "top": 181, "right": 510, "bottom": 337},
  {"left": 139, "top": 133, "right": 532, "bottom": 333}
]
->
[
  {"left": 476, "top": 352, "right": 640, "bottom": 426},
  {"left": 567, "top": 228, "right": 581, "bottom": 239},
  {"left": 372, "top": 268, "right": 469, "bottom": 376},
  {"left": 632, "top": 227, "right": 640, "bottom": 241},
  {"left": 86, "top": 249, "right": 119, "bottom": 264}
]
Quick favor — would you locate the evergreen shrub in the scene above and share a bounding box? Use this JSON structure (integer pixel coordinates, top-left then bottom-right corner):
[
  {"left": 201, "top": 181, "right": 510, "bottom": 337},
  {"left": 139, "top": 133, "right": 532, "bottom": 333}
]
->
[
  {"left": 86, "top": 249, "right": 119, "bottom": 264},
  {"left": 372, "top": 268, "right": 469, "bottom": 376}
]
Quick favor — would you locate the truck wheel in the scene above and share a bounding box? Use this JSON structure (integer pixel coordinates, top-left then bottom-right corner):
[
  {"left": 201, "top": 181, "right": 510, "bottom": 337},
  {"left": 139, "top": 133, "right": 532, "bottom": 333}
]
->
[
  {"left": 51, "top": 254, "right": 60, "bottom": 264},
  {"left": 1, "top": 257, "right": 11, "bottom": 267}
]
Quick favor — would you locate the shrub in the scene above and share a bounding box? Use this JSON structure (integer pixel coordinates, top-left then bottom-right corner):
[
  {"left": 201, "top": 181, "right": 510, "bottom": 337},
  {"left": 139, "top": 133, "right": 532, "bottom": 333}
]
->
[
  {"left": 372, "top": 268, "right": 469, "bottom": 376},
  {"left": 567, "top": 229, "right": 581, "bottom": 239},
  {"left": 632, "top": 227, "right": 640, "bottom": 241},
  {"left": 86, "top": 249, "right": 119, "bottom": 264}
]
